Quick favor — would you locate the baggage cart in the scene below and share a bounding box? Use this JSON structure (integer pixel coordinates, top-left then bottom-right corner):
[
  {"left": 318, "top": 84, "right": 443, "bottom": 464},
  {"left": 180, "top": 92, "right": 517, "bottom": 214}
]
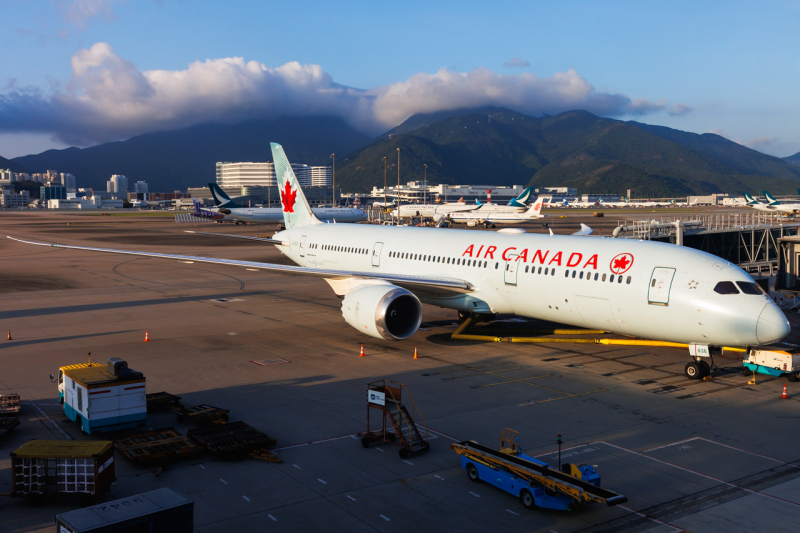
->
[
  {"left": 55, "top": 488, "right": 193, "bottom": 533},
  {"left": 0, "top": 417, "right": 20, "bottom": 439},
  {"left": 114, "top": 427, "right": 202, "bottom": 466},
  {"left": 146, "top": 391, "right": 182, "bottom": 412},
  {"left": 176, "top": 404, "right": 229, "bottom": 425},
  {"left": 187, "top": 421, "right": 276, "bottom": 459},
  {"left": 0, "top": 392, "right": 21, "bottom": 414},
  {"left": 10, "top": 440, "right": 115, "bottom": 498}
]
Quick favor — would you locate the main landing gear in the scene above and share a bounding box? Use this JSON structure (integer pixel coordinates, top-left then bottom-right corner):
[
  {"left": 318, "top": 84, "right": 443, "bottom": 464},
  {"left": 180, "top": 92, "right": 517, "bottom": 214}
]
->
[{"left": 684, "top": 360, "right": 711, "bottom": 379}]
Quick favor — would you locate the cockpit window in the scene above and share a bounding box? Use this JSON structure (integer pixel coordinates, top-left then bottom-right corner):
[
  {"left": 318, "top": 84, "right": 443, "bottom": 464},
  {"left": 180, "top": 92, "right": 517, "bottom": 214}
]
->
[
  {"left": 736, "top": 282, "right": 764, "bottom": 295},
  {"left": 713, "top": 281, "right": 739, "bottom": 294}
]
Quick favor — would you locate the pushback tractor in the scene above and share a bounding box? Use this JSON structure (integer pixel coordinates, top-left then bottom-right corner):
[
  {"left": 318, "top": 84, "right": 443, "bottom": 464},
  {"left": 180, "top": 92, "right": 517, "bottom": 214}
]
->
[{"left": 451, "top": 430, "right": 627, "bottom": 512}]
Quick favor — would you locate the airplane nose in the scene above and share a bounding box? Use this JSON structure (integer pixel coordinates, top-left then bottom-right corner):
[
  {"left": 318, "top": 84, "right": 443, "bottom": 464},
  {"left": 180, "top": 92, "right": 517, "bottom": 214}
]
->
[{"left": 756, "top": 303, "right": 791, "bottom": 344}]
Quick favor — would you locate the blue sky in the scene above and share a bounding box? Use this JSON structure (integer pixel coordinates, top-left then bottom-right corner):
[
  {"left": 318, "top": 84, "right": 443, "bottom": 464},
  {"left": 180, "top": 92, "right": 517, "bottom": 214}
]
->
[{"left": 1, "top": 0, "right": 799, "bottom": 158}]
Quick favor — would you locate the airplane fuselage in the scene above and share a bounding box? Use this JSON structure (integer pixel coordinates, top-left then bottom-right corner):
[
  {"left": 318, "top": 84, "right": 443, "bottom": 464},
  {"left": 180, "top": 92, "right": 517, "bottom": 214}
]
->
[
  {"left": 224, "top": 207, "right": 368, "bottom": 223},
  {"left": 274, "top": 224, "right": 788, "bottom": 347}
]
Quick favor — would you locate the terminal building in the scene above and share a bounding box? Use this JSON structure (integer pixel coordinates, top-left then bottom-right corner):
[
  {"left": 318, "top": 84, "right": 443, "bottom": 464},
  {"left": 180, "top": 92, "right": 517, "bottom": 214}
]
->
[
  {"left": 215, "top": 162, "right": 332, "bottom": 188},
  {"left": 368, "top": 182, "right": 531, "bottom": 204}
]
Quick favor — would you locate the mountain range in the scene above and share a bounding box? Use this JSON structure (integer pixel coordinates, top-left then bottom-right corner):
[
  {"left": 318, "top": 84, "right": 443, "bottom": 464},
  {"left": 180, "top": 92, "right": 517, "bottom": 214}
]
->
[{"left": 7, "top": 108, "right": 800, "bottom": 197}]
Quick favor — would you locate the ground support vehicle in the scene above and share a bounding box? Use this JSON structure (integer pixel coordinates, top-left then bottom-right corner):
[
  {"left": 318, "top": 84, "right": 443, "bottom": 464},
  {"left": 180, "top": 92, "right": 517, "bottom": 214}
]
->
[
  {"left": 61, "top": 358, "right": 146, "bottom": 435},
  {"left": 451, "top": 430, "right": 627, "bottom": 511},
  {"left": 743, "top": 347, "right": 800, "bottom": 381}
]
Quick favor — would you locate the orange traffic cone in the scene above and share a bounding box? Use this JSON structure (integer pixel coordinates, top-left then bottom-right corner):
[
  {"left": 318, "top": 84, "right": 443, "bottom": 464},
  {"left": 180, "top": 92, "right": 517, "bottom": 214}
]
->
[
  {"left": 413, "top": 347, "right": 418, "bottom": 359},
  {"left": 6, "top": 330, "right": 11, "bottom": 341},
  {"left": 144, "top": 330, "right": 150, "bottom": 342},
  {"left": 359, "top": 344, "right": 365, "bottom": 357},
  {"left": 782, "top": 384, "right": 789, "bottom": 399}
]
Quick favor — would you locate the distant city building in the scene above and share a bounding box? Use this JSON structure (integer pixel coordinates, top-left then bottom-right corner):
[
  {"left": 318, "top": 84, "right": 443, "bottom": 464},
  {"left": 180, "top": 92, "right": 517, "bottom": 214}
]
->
[
  {"left": 107, "top": 174, "right": 128, "bottom": 193},
  {"left": 0, "top": 169, "right": 16, "bottom": 183},
  {"left": 134, "top": 181, "right": 148, "bottom": 194},
  {"left": 216, "top": 162, "right": 317, "bottom": 188},
  {"left": 310, "top": 166, "right": 332, "bottom": 187},
  {"left": 40, "top": 184, "right": 67, "bottom": 202},
  {"left": 1, "top": 189, "right": 30, "bottom": 207},
  {"left": 61, "top": 173, "right": 77, "bottom": 190},
  {"left": 535, "top": 187, "right": 577, "bottom": 196}
]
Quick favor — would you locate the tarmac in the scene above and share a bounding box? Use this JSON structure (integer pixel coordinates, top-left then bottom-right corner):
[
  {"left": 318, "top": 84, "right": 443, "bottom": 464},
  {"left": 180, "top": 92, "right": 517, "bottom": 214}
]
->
[{"left": 1, "top": 210, "right": 800, "bottom": 533}]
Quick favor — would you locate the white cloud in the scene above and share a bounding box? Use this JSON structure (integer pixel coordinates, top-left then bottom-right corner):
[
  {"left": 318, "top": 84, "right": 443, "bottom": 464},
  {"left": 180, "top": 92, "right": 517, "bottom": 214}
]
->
[
  {"left": 745, "top": 136, "right": 777, "bottom": 149},
  {"left": 59, "top": 0, "right": 116, "bottom": 31},
  {"left": 0, "top": 43, "right": 678, "bottom": 146},
  {"left": 668, "top": 103, "right": 693, "bottom": 116},
  {"left": 502, "top": 57, "right": 531, "bottom": 68}
]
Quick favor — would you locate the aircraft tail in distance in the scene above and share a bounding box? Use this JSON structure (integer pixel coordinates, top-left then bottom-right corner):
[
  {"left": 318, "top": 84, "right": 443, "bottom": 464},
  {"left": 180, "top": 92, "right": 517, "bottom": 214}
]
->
[{"left": 208, "top": 183, "right": 240, "bottom": 208}]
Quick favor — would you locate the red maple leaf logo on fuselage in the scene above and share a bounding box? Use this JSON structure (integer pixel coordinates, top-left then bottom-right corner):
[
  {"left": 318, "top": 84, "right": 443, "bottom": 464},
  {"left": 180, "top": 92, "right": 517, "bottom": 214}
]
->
[
  {"left": 280, "top": 181, "right": 297, "bottom": 213},
  {"left": 609, "top": 253, "right": 634, "bottom": 274}
]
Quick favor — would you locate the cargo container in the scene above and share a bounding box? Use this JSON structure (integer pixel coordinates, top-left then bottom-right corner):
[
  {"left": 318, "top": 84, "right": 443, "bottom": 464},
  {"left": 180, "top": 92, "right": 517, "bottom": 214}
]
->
[
  {"left": 55, "top": 488, "right": 193, "bottom": 533},
  {"left": 62, "top": 358, "right": 147, "bottom": 434},
  {"left": 10, "top": 440, "right": 115, "bottom": 497},
  {"left": 0, "top": 392, "right": 21, "bottom": 414}
]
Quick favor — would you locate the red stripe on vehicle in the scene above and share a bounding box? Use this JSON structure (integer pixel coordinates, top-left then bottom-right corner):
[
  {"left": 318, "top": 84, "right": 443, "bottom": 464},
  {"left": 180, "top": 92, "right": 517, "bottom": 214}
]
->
[
  {"left": 89, "top": 390, "right": 110, "bottom": 395},
  {"left": 124, "top": 385, "right": 145, "bottom": 390}
]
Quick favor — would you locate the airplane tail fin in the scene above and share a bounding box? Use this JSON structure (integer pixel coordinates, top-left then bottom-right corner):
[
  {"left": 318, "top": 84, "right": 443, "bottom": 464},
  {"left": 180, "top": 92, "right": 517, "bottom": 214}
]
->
[
  {"left": 270, "top": 142, "right": 322, "bottom": 229},
  {"left": 208, "top": 183, "right": 240, "bottom": 208},
  {"left": 508, "top": 187, "right": 535, "bottom": 207},
  {"left": 744, "top": 192, "right": 759, "bottom": 205},
  {"left": 764, "top": 191, "right": 780, "bottom": 205},
  {"left": 476, "top": 198, "right": 483, "bottom": 206},
  {"left": 526, "top": 199, "right": 544, "bottom": 217}
]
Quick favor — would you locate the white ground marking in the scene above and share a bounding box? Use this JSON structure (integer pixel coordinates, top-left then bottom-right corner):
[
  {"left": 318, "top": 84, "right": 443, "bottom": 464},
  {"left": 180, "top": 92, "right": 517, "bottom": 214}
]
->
[
  {"left": 434, "top": 475, "right": 445, "bottom": 480},
  {"left": 380, "top": 515, "right": 391, "bottom": 521},
  {"left": 347, "top": 495, "right": 356, "bottom": 501},
  {"left": 506, "top": 509, "right": 519, "bottom": 515},
  {"left": 242, "top": 496, "right": 250, "bottom": 502},
  {"left": 404, "top": 460, "right": 414, "bottom": 465},
  {"left": 268, "top": 515, "right": 277, "bottom": 521},
  {"left": 469, "top": 492, "right": 481, "bottom": 498},
  {"left": 318, "top": 479, "right": 327, "bottom": 484},
  {"left": 293, "top": 464, "right": 301, "bottom": 469},
  {"left": 219, "top": 479, "right": 227, "bottom": 485}
]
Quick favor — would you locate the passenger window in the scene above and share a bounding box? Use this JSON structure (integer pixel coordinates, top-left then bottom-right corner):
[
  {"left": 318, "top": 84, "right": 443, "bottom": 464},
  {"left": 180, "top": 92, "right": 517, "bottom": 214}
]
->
[
  {"left": 495, "top": 263, "right": 499, "bottom": 269},
  {"left": 736, "top": 282, "right": 763, "bottom": 295},
  {"left": 610, "top": 275, "right": 615, "bottom": 282},
  {"left": 594, "top": 273, "right": 598, "bottom": 280},
  {"left": 551, "top": 269, "right": 555, "bottom": 276},
  {"left": 525, "top": 266, "right": 529, "bottom": 273},
  {"left": 651, "top": 279, "right": 655, "bottom": 287},
  {"left": 579, "top": 271, "right": 584, "bottom": 279},
  {"left": 565, "top": 270, "right": 569, "bottom": 277},
  {"left": 626, "top": 276, "right": 631, "bottom": 284},
  {"left": 602, "top": 273, "right": 606, "bottom": 281},
  {"left": 572, "top": 271, "right": 576, "bottom": 278},
  {"left": 618, "top": 276, "right": 623, "bottom": 283},
  {"left": 714, "top": 281, "right": 740, "bottom": 294},
  {"left": 538, "top": 267, "right": 542, "bottom": 274},
  {"left": 544, "top": 268, "right": 548, "bottom": 275}
]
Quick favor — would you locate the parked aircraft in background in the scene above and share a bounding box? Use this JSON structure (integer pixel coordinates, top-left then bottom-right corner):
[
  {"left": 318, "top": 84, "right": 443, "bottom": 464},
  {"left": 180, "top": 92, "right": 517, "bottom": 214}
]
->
[
  {"left": 208, "top": 183, "right": 368, "bottom": 225},
  {"left": 191, "top": 199, "right": 229, "bottom": 221},
  {"left": 433, "top": 199, "right": 545, "bottom": 227},
  {"left": 10, "top": 142, "right": 790, "bottom": 383},
  {"left": 394, "top": 188, "right": 536, "bottom": 219}
]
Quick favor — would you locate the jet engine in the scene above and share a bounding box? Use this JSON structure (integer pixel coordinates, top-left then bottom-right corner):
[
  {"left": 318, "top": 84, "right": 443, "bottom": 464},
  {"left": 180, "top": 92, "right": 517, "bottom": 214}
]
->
[{"left": 341, "top": 284, "right": 422, "bottom": 340}]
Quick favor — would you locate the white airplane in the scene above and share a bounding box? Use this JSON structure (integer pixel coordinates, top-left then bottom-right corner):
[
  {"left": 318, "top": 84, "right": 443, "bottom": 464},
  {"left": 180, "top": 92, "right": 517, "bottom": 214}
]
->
[
  {"left": 208, "top": 183, "right": 368, "bottom": 225},
  {"left": 393, "top": 199, "right": 477, "bottom": 219},
  {"left": 759, "top": 191, "right": 800, "bottom": 214},
  {"left": 433, "top": 199, "right": 545, "bottom": 227},
  {"left": 9, "top": 142, "right": 790, "bottom": 382}
]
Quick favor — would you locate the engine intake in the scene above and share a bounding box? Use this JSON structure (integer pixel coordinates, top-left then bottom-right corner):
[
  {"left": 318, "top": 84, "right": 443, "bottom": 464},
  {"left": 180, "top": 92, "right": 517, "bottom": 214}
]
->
[{"left": 341, "top": 284, "right": 422, "bottom": 340}]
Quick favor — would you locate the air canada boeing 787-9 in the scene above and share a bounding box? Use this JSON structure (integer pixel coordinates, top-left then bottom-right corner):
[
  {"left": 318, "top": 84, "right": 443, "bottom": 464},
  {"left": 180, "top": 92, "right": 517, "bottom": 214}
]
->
[{"left": 9, "top": 143, "right": 789, "bottom": 381}]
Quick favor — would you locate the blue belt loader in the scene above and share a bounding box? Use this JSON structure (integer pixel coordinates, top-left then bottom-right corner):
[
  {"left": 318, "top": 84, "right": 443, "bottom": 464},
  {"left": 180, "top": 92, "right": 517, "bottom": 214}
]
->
[{"left": 451, "top": 430, "right": 627, "bottom": 512}]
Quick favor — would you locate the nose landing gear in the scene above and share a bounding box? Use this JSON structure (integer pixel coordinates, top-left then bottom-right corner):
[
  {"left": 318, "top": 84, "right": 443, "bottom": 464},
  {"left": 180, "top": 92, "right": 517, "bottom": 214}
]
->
[
  {"left": 685, "top": 345, "right": 718, "bottom": 379},
  {"left": 685, "top": 360, "right": 711, "bottom": 379}
]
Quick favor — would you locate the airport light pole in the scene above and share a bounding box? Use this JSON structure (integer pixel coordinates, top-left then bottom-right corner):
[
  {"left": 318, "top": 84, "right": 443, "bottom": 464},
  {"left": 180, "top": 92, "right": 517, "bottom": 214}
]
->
[
  {"left": 396, "top": 148, "right": 401, "bottom": 206},
  {"left": 423, "top": 164, "right": 428, "bottom": 204},
  {"left": 383, "top": 156, "right": 388, "bottom": 210},
  {"left": 330, "top": 153, "right": 336, "bottom": 207}
]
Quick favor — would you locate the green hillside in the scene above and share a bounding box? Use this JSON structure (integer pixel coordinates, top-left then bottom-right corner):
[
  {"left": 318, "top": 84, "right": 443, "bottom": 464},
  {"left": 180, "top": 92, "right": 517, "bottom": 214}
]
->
[
  {"left": 784, "top": 151, "right": 800, "bottom": 167},
  {"left": 0, "top": 155, "right": 30, "bottom": 174},
  {"left": 336, "top": 109, "right": 800, "bottom": 196}
]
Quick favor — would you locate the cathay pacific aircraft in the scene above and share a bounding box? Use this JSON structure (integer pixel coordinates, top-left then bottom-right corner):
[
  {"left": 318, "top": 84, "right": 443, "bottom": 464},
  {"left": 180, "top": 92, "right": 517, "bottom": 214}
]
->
[
  {"left": 433, "top": 199, "right": 545, "bottom": 227},
  {"left": 208, "top": 183, "right": 368, "bottom": 225},
  {"left": 9, "top": 143, "right": 789, "bottom": 382},
  {"left": 394, "top": 187, "right": 536, "bottom": 219}
]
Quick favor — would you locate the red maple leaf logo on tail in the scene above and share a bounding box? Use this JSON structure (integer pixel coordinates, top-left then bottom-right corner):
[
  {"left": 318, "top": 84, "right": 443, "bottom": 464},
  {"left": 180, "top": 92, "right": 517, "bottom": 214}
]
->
[{"left": 280, "top": 181, "right": 297, "bottom": 213}]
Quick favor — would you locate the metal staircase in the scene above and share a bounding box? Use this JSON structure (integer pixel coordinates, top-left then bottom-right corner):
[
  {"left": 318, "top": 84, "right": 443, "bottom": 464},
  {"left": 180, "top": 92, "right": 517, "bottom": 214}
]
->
[{"left": 362, "top": 380, "right": 429, "bottom": 458}]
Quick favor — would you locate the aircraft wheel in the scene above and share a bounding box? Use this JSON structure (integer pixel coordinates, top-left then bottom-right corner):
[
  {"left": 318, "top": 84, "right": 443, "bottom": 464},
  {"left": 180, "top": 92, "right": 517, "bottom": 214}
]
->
[
  {"left": 788, "top": 373, "right": 799, "bottom": 383},
  {"left": 699, "top": 360, "right": 711, "bottom": 377},
  {"left": 520, "top": 489, "right": 536, "bottom": 509},
  {"left": 685, "top": 362, "right": 701, "bottom": 379},
  {"left": 467, "top": 463, "right": 480, "bottom": 482}
]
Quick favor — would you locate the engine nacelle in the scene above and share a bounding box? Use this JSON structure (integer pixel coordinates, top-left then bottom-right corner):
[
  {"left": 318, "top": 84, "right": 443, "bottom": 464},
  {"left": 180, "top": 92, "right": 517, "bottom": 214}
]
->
[{"left": 341, "top": 284, "right": 422, "bottom": 340}]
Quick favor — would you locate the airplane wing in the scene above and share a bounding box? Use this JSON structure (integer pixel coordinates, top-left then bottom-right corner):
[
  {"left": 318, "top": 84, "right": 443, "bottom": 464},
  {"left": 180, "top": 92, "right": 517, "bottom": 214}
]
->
[
  {"left": 572, "top": 224, "right": 594, "bottom": 236},
  {"left": 184, "top": 230, "right": 284, "bottom": 245},
  {"left": 7, "top": 235, "right": 474, "bottom": 297}
]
